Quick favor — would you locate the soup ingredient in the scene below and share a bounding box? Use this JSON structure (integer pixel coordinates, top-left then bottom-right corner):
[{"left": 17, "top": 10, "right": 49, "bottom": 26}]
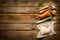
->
[
  {"left": 52, "top": 10, "right": 56, "bottom": 15},
  {"left": 37, "top": 21, "right": 56, "bottom": 38},
  {"left": 39, "top": 2, "right": 52, "bottom": 11},
  {"left": 40, "top": 9, "right": 48, "bottom": 13},
  {"left": 52, "top": 5, "right": 56, "bottom": 10},
  {"left": 37, "top": 16, "right": 52, "bottom": 24},
  {"left": 38, "top": 2, "right": 44, "bottom": 7},
  {"left": 39, "top": 5, "right": 50, "bottom": 11},
  {"left": 38, "top": 11, "right": 51, "bottom": 19}
]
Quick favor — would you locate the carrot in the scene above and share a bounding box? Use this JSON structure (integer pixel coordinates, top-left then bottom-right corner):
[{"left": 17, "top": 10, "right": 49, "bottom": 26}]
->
[{"left": 38, "top": 11, "right": 51, "bottom": 19}]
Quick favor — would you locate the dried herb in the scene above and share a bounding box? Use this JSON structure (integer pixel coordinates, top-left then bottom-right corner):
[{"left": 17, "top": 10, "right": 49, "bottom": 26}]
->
[{"left": 38, "top": 2, "right": 44, "bottom": 7}]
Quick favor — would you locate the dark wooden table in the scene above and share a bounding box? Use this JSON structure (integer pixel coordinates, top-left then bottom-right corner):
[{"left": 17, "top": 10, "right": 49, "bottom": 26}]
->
[{"left": 0, "top": 0, "right": 60, "bottom": 40}]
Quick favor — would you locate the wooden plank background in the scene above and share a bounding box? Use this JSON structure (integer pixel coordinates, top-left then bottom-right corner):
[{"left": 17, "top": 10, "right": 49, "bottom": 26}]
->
[{"left": 0, "top": 0, "right": 60, "bottom": 40}]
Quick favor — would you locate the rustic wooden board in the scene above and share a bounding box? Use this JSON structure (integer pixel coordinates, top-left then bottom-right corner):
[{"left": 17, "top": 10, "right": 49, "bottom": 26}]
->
[
  {"left": 0, "top": 24, "right": 33, "bottom": 31},
  {"left": 0, "top": 0, "right": 51, "bottom": 13},
  {"left": 0, "top": 30, "right": 39, "bottom": 40},
  {"left": 42, "top": 31, "right": 60, "bottom": 40},
  {"left": 0, "top": 0, "right": 51, "bottom": 7},
  {"left": 54, "top": 23, "right": 60, "bottom": 31},
  {"left": 0, "top": 7, "right": 40, "bottom": 13},
  {"left": 0, "top": 0, "right": 60, "bottom": 40},
  {"left": 0, "top": 30, "right": 60, "bottom": 40},
  {"left": 0, "top": 14, "right": 39, "bottom": 22}
]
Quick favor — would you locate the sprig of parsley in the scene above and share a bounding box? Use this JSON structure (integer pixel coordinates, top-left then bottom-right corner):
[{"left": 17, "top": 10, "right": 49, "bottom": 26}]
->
[{"left": 38, "top": 2, "right": 44, "bottom": 7}]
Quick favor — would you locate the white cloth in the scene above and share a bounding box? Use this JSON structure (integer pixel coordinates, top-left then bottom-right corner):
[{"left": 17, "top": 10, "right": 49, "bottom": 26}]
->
[{"left": 37, "top": 21, "right": 56, "bottom": 38}]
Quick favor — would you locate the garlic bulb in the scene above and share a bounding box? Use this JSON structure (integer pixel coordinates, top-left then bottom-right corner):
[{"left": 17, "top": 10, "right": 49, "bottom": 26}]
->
[{"left": 52, "top": 5, "right": 56, "bottom": 9}]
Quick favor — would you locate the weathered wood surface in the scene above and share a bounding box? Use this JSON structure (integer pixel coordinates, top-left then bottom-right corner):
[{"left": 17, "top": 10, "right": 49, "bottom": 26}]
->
[
  {"left": 0, "top": 30, "right": 60, "bottom": 40},
  {"left": 42, "top": 31, "right": 60, "bottom": 40},
  {"left": 0, "top": 7, "right": 40, "bottom": 13},
  {"left": 0, "top": 0, "right": 51, "bottom": 7},
  {"left": 0, "top": 30, "right": 39, "bottom": 40},
  {"left": 0, "top": 0, "right": 60, "bottom": 40},
  {"left": 0, "top": 24, "right": 33, "bottom": 31},
  {"left": 0, "top": 14, "right": 38, "bottom": 21},
  {"left": 0, "top": 0, "right": 51, "bottom": 13}
]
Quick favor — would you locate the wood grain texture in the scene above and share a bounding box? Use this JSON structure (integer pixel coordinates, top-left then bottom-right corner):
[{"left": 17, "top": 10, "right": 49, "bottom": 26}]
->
[
  {"left": 0, "top": 7, "right": 40, "bottom": 13},
  {"left": 0, "top": 30, "right": 39, "bottom": 40},
  {"left": 42, "top": 31, "right": 60, "bottom": 40},
  {"left": 0, "top": 0, "right": 60, "bottom": 40},
  {"left": 54, "top": 23, "right": 60, "bottom": 31},
  {"left": 0, "top": 14, "right": 39, "bottom": 22},
  {"left": 0, "top": 24, "right": 33, "bottom": 31},
  {"left": 0, "top": 0, "right": 51, "bottom": 7}
]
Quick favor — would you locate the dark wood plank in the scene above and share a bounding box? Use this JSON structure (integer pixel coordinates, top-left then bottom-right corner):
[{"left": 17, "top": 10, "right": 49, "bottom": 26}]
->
[
  {"left": 0, "top": 0, "right": 51, "bottom": 7},
  {"left": 54, "top": 23, "right": 60, "bottom": 31},
  {"left": 0, "top": 30, "right": 39, "bottom": 40},
  {"left": 0, "top": 24, "right": 33, "bottom": 31},
  {"left": 42, "top": 31, "right": 60, "bottom": 40}
]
